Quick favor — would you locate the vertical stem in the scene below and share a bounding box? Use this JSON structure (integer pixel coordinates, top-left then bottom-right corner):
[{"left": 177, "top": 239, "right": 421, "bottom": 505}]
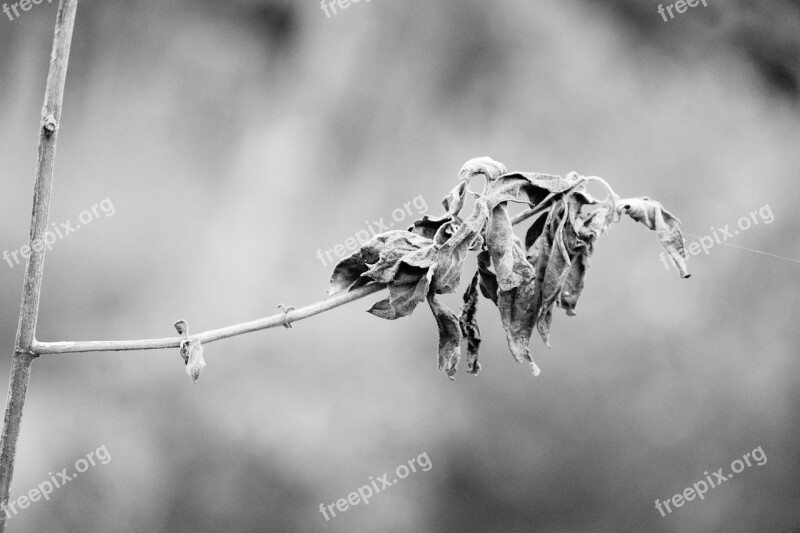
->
[{"left": 0, "top": 1, "right": 78, "bottom": 529}]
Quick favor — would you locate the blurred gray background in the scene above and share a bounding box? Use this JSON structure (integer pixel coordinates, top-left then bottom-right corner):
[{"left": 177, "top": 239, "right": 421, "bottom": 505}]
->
[{"left": 1, "top": 0, "right": 799, "bottom": 531}]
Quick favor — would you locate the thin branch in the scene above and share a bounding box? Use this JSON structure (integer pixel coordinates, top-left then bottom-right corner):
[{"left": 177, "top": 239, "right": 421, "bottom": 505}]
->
[
  {"left": 0, "top": 1, "right": 79, "bottom": 529},
  {"left": 34, "top": 283, "right": 387, "bottom": 355}
]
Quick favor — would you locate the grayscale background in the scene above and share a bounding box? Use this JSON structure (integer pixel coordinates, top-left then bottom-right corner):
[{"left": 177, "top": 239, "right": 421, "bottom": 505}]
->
[{"left": 0, "top": 0, "right": 798, "bottom": 531}]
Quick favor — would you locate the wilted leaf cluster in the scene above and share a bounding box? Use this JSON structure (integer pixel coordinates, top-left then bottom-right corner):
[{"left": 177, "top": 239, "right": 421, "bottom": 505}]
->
[{"left": 328, "top": 157, "right": 689, "bottom": 379}]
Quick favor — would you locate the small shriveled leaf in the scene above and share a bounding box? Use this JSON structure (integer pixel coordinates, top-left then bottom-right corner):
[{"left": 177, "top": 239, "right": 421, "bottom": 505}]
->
[
  {"left": 174, "top": 320, "right": 189, "bottom": 337},
  {"left": 618, "top": 197, "right": 690, "bottom": 278},
  {"left": 459, "top": 272, "right": 482, "bottom": 375},
  {"left": 427, "top": 294, "right": 462, "bottom": 379},
  {"left": 180, "top": 338, "right": 206, "bottom": 384}
]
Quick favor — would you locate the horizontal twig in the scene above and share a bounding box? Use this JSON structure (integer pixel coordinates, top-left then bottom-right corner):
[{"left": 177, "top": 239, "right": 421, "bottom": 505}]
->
[{"left": 34, "top": 283, "right": 387, "bottom": 355}]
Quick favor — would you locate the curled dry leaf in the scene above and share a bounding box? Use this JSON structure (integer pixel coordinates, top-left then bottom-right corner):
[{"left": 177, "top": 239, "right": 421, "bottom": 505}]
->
[
  {"left": 180, "top": 338, "right": 207, "bottom": 384},
  {"left": 327, "top": 157, "right": 689, "bottom": 379},
  {"left": 328, "top": 231, "right": 433, "bottom": 297},
  {"left": 427, "top": 294, "right": 462, "bottom": 379},
  {"left": 486, "top": 203, "right": 534, "bottom": 292},
  {"left": 367, "top": 265, "right": 433, "bottom": 320},
  {"left": 458, "top": 156, "right": 508, "bottom": 183},
  {"left": 617, "top": 197, "right": 690, "bottom": 278}
]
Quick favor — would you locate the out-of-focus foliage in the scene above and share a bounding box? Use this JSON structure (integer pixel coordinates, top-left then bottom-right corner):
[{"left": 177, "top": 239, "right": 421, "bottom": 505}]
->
[{"left": 0, "top": 1, "right": 798, "bottom": 532}]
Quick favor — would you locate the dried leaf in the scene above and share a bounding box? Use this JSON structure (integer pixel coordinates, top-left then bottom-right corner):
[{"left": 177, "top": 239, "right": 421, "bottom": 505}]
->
[
  {"left": 556, "top": 193, "right": 597, "bottom": 316},
  {"left": 527, "top": 217, "right": 552, "bottom": 269},
  {"left": 497, "top": 280, "right": 540, "bottom": 376},
  {"left": 368, "top": 266, "right": 434, "bottom": 320},
  {"left": 174, "top": 320, "right": 206, "bottom": 383},
  {"left": 618, "top": 197, "right": 690, "bottom": 278},
  {"left": 476, "top": 250, "right": 498, "bottom": 304},
  {"left": 484, "top": 172, "right": 581, "bottom": 211},
  {"left": 427, "top": 294, "right": 462, "bottom": 379},
  {"left": 524, "top": 208, "right": 549, "bottom": 250},
  {"left": 579, "top": 205, "right": 612, "bottom": 240},
  {"left": 407, "top": 181, "right": 467, "bottom": 238},
  {"left": 408, "top": 215, "right": 454, "bottom": 240},
  {"left": 486, "top": 203, "right": 535, "bottom": 292},
  {"left": 442, "top": 180, "right": 469, "bottom": 217},
  {"left": 488, "top": 198, "right": 572, "bottom": 368},
  {"left": 559, "top": 251, "right": 591, "bottom": 316},
  {"left": 364, "top": 242, "right": 435, "bottom": 285},
  {"left": 459, "top": 272, "right": 482, "bottom": 375},
  {"left": 328, "top": 231, "right": 432, "bottom": 296},
  {"left": 484, "top": 176, "right": 551, "bottom": 211},
  {"left": 431, "top": 196, "right": 488, "bottom": 294},
  {"left": 536, "top": 205, "right": 572, "bottom": 345},
  {"left": 458, "top": 156, "right": 508, "bottom": 183},
  {"left": 180, "top": 338, "right": 206, "bottom": 384},
  {"left": 174, "top": 320, "right": 189, "bottom": 337},
  {"left": 502, "top": 171, "right": 584, "bottom": 195}
]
